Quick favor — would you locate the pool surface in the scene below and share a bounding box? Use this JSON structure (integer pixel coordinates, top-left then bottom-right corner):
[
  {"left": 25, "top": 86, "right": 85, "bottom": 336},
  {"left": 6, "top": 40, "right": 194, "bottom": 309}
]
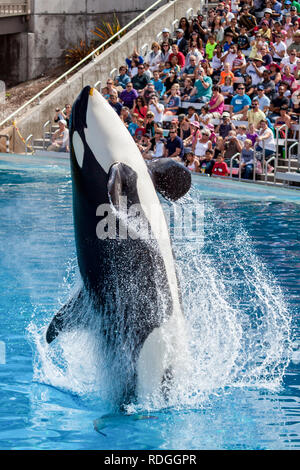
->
[{"left": 0, "top": 153, "right": 299, "bottom": 450}]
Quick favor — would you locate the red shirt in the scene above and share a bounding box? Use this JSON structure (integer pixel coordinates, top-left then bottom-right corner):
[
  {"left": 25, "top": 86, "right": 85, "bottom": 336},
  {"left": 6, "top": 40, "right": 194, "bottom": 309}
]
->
[
  {"left": 212, "top": 161, "right": 229, "bottom": 176},
  {"left": 168, "top": 52, "right": 185, "bottom": 68}
]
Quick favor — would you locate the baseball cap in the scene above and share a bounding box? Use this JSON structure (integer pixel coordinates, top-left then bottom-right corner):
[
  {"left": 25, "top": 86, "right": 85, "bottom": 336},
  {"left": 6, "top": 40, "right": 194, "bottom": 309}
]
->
[
  {"left": 176, "top": 28, "right": 184, "bottom": 33},
  {"left": 264, "top": 8, "right": 273, "bottom": 13},
  {"left": 162, "top": 28, "right": 170, "bottom": 33},
  {"left": 58, "top": 119, "right": 67, "bottom": 125},
  {"left": 291, "top": 6, "right": 297, "bottom": 10},
  {"left": 257, "top": 84, "right": 265, "bottom": 90}
]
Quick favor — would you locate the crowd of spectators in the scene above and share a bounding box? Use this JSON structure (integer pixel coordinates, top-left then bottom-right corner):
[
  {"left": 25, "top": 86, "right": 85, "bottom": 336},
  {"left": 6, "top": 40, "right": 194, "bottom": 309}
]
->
[{"left": 50, "top": 0, "right": 300, "bottom": 179}]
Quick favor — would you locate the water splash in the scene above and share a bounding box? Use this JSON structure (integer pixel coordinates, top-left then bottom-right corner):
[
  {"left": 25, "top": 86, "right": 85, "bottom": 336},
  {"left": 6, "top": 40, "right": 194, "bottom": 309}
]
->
[{"left": 28, "top": 185, "right": 292, "bottom": 412}]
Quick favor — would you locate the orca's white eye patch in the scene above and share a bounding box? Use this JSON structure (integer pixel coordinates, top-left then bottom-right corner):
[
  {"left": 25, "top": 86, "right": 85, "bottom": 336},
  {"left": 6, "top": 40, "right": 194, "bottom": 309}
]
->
[{"left": 73, "top": 131, "right": 85, "bottom": 168}]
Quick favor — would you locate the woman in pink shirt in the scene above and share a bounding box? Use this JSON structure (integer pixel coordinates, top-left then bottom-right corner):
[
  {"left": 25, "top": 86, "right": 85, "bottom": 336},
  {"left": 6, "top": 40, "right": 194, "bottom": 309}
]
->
[{"left": 208, "top": 85, "right": 224, "bottom": 118}]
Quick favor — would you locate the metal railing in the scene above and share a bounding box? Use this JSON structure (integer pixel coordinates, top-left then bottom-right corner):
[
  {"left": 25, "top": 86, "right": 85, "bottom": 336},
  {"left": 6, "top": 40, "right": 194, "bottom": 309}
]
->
[
  {"left": 0, "top": 0, "right": 166, "bottom": 129},
  {"left": 0, "top": 2, "right": 30, "bottom": 16}
]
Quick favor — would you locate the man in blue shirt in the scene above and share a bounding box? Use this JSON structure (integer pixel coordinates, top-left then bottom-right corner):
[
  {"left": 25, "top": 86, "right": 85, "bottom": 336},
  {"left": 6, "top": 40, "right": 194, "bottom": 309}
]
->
[
  {"left": 230, "top": 84, "right": 251, "bottom": 120},
  {"left": 114, "top": 66, "right": 131, "bottom": 90},
  {"left": 164, "top": 128, "right": 184, "bottom": 160}
]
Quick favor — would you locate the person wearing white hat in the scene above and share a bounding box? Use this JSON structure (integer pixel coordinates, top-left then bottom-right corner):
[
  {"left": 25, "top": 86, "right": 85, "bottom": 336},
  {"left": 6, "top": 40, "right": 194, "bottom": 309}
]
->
[{"left": 47, "top": 119, "right": 69, "bottom": 152}]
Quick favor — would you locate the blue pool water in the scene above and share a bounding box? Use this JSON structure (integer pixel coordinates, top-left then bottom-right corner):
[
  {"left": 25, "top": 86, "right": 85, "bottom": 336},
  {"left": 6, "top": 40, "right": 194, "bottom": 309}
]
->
[{"left": 0, "top": 153, "right": 299, "bottom": 450}]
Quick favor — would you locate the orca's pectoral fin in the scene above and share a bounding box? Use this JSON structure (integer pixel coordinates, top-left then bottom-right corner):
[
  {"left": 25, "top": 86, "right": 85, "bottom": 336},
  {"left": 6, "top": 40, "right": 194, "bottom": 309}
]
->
[
  {"left": 147, "top": 158, "right": 191, "bottom": 201},
  {"left": 108, "top": 162, "right": 138, "bottom": 209},
  {"left": 46, "top": 289, "right": 86, "bottom": 344}
]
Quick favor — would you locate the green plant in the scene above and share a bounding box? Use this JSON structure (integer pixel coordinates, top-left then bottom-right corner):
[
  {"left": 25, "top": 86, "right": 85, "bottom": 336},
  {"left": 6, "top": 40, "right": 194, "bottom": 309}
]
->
[
  {"left": 91, "top": 13, "right": 125, "bottom": 47},
  {"left": 65, "top": 40, "right": 99, "bottom": 66}
]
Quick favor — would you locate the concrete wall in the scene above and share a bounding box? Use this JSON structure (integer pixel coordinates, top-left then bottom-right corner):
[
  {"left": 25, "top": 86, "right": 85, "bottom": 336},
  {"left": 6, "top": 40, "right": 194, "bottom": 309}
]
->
[
  {"left": 5, "top": 0, "right": 202, "bottom": 152},
  {"left": 0, "top": 0, "right": 161, "bottom": 86}
]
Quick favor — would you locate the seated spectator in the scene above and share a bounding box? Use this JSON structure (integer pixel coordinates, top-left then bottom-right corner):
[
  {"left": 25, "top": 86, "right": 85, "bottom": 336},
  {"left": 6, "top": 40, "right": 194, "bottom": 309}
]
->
[
  {"left": 145, "top": 111, "right": 156, "bottom": 138},
  {"left": 47, "top": 120, "right": 69, "bottom": 152},
  {"left": 151, "top": 71, "right": 165, "bottom": 98},
  {"left": 244, "top": 55, "right": 265, "bottom": 88},
  {"left": 148, "top": 95, "right": 164, "bottom": 124},
  {"left": 119, "top": 83, "right": 139, "bottom": 109},
  {"left": 133, "top": 96, "right": 148, "bottom": 119},
  {"left": 205, "top": 35, "right": 217, "bottom": 60},
  {"left": 216, "top": 112, "right": 236, "bottom": 139},
  {"left": 137, "top": 133, "right": 152, "bottom": 159},
  {"left": 160, "top": 28, "right": 174, "bottom": 47},
  {"left": 134, "top": 118, "right": 146, "bottom": 141},
  {"left": 163, "top": 69, "right": 180, "bottom": 97},
  {"left": 64, "top": 104, "right": 72, "bottom": 127},
  {"left": 189, "top": 69, "right": 213, "bottom": 103},
  {"left": 174, "top": 28, "right": 189, "bottom": 55},
  {"left": 120, "top": 107, "right": 132, "bottom": 127},
  {"left": 141, "top": 83, "right": 157, "bottom": 105},
  {"left": 221, "top": 76, "right": 234, "bottom": 104},
  {"left": 168, "top": 44, "right": 186, "bottom": 68},
  {"left": 207, "top": 85, "right": 224, "bottom": 118},
  {"left": 125, "top": 49, "right": 144, "bottom": 73},
  {"left": 246, "top": 123, "right": 258, "bottom": 145},
  {"left": 260, "top": 69, "right": 276, "bottom": 99},
  {"left": 199, "top": 149, "right": 215, "bottom": 175},
  {"left": 236, "top": 124, "right": 248, "bottom": 145},
  {"left": 274, "top": 105, "right": 292, "bottom": 129},
  {"left": 240, "top": 139, "right": 255, "bottom": 179},
  {"left": 146, "top": 42, "right": 163, "bottom": 72},
  {"left": 270, "top": 32, "right": 288, "bottom": 63},
  {"left": 178, "top": 17, "right": 191, "bottom": 40},
  {"left": 253, "top": 85, "right": 271, "bottom": 112},
  {"left": 160, "top": 42, "right": 171, "bottom": 62},
  {"left": 179, "top": 116, "right": 191, "bottom": 141},
  {"left": 108, "top": 93, "right": 123, "bottom": 115},
  {"left": 222, "top": 45, "right": 238, "bottom": 71},
  {"left": 282, "top": 65, "right": 297, "bottom": 88},
  {"left": 164, "top": 127, "right": 184, "bottom": 160},
  {"left": 181, "top": 78, "right": 194, "bottom": 100},
  {"left": 185, "top": 151, "right": 200, "bottom": 172},
  {"left": 247, "top": 98, "right": 266, "bottom": 128},
  {"left": 164, "top": 85, "right": 181, "bottom": 115},
  {"left": 147, "top": 127, "right": 166, "bottom": 159},
  {"left": 230, "top": 84, "right": 252, "bottom": 120},
  {"left": 127, "top": 113, "right": 139, "bottom": 137},
  {"left": 218, "top": 63, "right": 235, "bottom": 86},
  {"left": 286, "top": 30, "right": 300, "bottom": 54},
  {"left": 181, "top": 56, "right": 198, "bottom": 82},
  {"left": 224, "top": 130, "right": 243, "bottom": 159},
  {"left": 185, "top": 43, "right": 204, "bottom": 67},
  {"left": 269, "top": 84, "right": 290, "bottom": 121},
  {"left": 211, "top": 152, "right": 230, "bottom": 177},
  {"left": 114, "top": 66, "right": 131, "bottom": 90},
  {"left": 256, "top": 119, "right": 276, "bottom": 157},
  {"left": 192, "top": 129, "right": 213, "bottom": 158},
  {"left": 282, "top": 48, "right": 299, "bottom": 71},
  {"left": 131, "top": 64, "right": 150, "bottom": 91}
]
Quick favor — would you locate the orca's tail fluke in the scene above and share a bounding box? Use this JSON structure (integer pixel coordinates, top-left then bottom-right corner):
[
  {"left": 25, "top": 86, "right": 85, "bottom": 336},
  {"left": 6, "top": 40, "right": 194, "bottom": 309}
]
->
[{"left": 46, "top": 288, "right": 86, "bottom": 344}]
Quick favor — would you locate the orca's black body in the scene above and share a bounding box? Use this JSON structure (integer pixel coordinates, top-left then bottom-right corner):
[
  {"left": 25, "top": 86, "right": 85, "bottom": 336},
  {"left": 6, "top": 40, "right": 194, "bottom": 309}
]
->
[{"left": 46, "top": 86, "right": 191, "bottom": 401}]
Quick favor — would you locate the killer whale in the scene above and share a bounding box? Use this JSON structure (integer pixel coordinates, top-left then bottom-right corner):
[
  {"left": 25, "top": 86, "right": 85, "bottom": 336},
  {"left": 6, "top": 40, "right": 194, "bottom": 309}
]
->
[{"left": 46, "top": 86, "right": 191, "bottom": 402}]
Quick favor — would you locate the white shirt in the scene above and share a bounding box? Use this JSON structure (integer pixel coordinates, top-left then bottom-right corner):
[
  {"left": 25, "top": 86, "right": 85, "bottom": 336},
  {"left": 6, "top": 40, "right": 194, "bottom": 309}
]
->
[
  {"left": 149, "top": 102, "right": 165, "bottom": 123},
  {"left": 273, "top": 41, "right": 287, "bottom": 60}
]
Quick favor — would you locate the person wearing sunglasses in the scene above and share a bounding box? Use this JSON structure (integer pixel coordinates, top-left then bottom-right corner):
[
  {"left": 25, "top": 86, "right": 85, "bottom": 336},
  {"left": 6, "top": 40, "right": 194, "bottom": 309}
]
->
[{"left": 230, "top": 85, "right": 252, "bottom": 120}]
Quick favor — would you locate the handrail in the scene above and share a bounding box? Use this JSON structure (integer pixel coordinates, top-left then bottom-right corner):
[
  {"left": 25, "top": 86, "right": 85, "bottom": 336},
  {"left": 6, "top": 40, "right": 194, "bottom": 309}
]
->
[
  {"left": 265, "top": 156, "right": 276, "bottom": 182},
  {"left": 94, "top": 80, "right": 102, "bottom": 92},
  {"left": 109, "top": 68, "right": 118, "bottom": 79},
  {"left": 275, "top": 124, "right": 287, "bottom": 160},
  {"left": 42, "top": 120, "right": 51, "bottom": 150},
  {"left": 186, "top": 8, "right": 194, "bottom": 19},
  {"left": 229, "top": 152, "right": 240, "bottom": 179},
  {"left": 171, "top": 19, "right": 179, "bottom": 32},
  {"left": 25, "top": 134, "right": 33, "bottom": 154},
  {"left": 288, "top": 141, "right": 299, "bottom": 173},
  {"left": 0, "top": 0, "right": 166, "bottom": 129},
  {"left": 140, "top": 43, "right": 149, "bottom": 57}
]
